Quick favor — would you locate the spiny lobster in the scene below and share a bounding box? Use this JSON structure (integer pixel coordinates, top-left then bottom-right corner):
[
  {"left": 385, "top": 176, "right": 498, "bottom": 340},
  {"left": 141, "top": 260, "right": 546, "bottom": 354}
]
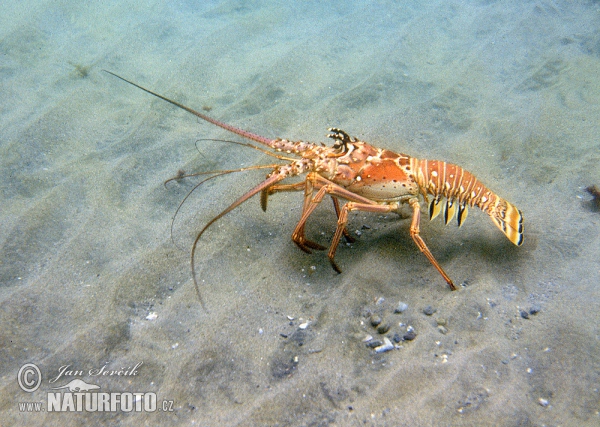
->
[{"left": 105, "top": 71, "right": 523, "bottom": 301}]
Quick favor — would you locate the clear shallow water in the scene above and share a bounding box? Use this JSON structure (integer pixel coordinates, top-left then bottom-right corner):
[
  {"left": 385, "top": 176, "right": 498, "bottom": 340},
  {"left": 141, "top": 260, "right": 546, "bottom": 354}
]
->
[{"left": 1, "top": 1, "right": 599, "bottom": 425}]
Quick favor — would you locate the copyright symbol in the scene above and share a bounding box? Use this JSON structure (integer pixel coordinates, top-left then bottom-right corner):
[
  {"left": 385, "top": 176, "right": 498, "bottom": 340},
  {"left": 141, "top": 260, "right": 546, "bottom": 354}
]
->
[{"left": 18, "top": 363, "right": 41, "bottom": 392}]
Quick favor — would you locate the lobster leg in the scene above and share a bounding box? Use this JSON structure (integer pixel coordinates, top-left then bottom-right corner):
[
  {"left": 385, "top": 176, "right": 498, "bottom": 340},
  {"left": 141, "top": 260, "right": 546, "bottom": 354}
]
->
[
  {"left": 327, "top": 200, "right": 398, "bottom": 273},
  {"left": 260, "top": 181, "right": 305, "bottom": 211},
  {"left": 263, "top": 179, "right": 354, "bottom": 251},
  {"left": 331, "top": 197, "right": 355, "bottom": 244},
  {"left": 288, "top": 173, "right": 388, "bottom": 269},
  {"left": 407, "top": 197, "right": 456, "bottom": 290},
  {"left": 262, "top": 179, "right": 327, "bottom": 251},
  {"left": 287, "top": 175, "right": 457, "bottom": 290}
]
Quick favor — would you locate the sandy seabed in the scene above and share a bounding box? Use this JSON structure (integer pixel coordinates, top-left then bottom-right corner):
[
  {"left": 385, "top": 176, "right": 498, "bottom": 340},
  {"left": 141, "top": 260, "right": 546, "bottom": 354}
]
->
[{"left": 1, "top": 1, "right": 600, "bottom": 426}]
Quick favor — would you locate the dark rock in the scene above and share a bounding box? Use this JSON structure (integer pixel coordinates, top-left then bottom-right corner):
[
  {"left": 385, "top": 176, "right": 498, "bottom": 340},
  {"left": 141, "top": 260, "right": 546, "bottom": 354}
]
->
[
  {"left": 370, "top": 315, "right": 382, "bottom": 327},
  {"left": 366, "top": 339, "right": 383, "bottom": 348},
  {"left": 423, "top": 306, "right": 436, "bottom": 316},
  {"left": 403, "top": 331, "right": 417, "bottom": 341},
  {"left": 377, "top": 323, "right": 390, "bottom": 334}
]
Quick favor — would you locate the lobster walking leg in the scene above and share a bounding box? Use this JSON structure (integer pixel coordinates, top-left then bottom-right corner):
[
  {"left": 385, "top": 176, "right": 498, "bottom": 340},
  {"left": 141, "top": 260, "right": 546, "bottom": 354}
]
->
[
  {"left": 264, "top": 178, "right": 354, "bottom": 251},
  {"left": 408, "top": 197, "right": 456, "bottom": 290},
  {"left": 290, "top": 173, "right": 377, "bottom": 255},
  {"left": 331, "top": 197, "right": 355, "bottom": 244},
  {"left": 327, "top": 200, "right": 398, "bottom": 273},
  {"left": 286, "top": 175, "right": 458, "bottom": 289}
]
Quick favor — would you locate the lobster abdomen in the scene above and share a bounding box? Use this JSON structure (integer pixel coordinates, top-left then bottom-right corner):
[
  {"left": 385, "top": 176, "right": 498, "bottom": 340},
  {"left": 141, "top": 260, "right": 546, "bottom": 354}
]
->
[{"left": 413, "top": 159, "right": 524, "bottom": 246}]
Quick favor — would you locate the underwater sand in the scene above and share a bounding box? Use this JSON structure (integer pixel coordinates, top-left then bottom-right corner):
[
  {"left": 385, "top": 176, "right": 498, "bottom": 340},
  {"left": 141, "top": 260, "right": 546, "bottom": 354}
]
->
[{"left": 1, "top": 0, "right": 600, "bottom": 425}]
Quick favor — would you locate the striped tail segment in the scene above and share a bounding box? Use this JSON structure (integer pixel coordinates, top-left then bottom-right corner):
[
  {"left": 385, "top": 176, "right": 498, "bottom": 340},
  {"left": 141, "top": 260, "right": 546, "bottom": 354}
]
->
[{"left": 412, "top": 158, "right": 524, "bottom": 246}]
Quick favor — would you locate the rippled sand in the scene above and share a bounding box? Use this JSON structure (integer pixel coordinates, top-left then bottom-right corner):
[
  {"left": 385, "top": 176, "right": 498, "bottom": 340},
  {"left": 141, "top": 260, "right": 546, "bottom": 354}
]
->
[{"left": 1, "top": 1, "right": 599, "bottom": 425}]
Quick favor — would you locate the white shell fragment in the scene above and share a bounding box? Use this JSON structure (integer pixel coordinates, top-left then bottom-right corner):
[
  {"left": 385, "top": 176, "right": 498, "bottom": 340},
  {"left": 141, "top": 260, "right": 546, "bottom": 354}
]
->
[
  {"left": 374, "top": 337, "right": 394, "bottom": 353},
  {"left": 145, "top": 312, "right": 158, "bottom": 321}
]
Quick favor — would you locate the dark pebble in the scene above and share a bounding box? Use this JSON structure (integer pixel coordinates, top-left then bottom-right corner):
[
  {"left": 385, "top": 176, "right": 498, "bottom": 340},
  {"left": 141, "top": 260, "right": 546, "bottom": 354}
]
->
[
  {"left": 423, "top": 306, "right": 436, "bottom": 316},
  {"left": 403, "top": 331, "right": 417, "bottom": 341},
  {"left": 520, "top": 310, "right": 530, "bottom": 319},
  {"left": 366, "top": 339, "right": 383, "bottom": 348},
  {"left": 392, "top": 333, "right": 402, "bottom": 343},
  {"left": 529, "top": 306, "right": 541, "bottom": 315},
  {"left": 377, "top": 323, "right": 390, "bottom": 334},
  {"left": 370, "top": 315, "right": 382, "bottom": 327}
]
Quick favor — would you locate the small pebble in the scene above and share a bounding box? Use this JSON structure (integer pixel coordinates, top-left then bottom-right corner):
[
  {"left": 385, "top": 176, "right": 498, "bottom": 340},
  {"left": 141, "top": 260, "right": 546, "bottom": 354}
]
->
[
  {"left": 438, "top": 326, "right": 448, "bottom": 334},
  {"left": 370, "top": 315, "right": 382, "bottom": 327},
  {"left": 529, "top": 306, "right": 541, "bottom": 315},
  {"left": 520, "top": 310, "right": 530, "bottom": 319},
  {"left": 363, "top": 335, "right": 374, "bottom": 342},
  {"left": 374, "top": 337, "right": 394, "bottom": 353},
  {"left": 403, "top": 331, "right": 417, "bottom": 341},
  {"left": 394, "top": 302, "right": 408, "bottom": 314},
  {"left": 392, "top": 333, "right": 402, "bottom": 343},
  {"left": 538, "top": 398, "right": 549, "bottom": 407},
  {"left": 366, "top": 339, "right": 383, "bottom": 348},
  {"left": 436, "top": 318, "right": 447, "bottom": 326},
  {"left": 423, "top": 306, "right": 436, "bottom": 316},
  {"left": 377, "top": 323, "right": 391, "bottom": 334}
]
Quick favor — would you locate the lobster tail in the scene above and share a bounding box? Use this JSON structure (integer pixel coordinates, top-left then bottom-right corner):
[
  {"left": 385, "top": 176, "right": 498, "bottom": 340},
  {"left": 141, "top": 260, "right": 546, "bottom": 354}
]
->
[
  {"left": 486, "top": 198, "right": 524, "bottom": 246},
  {"left": 415, "top": 159, "right": 524, "bottom": 246}
]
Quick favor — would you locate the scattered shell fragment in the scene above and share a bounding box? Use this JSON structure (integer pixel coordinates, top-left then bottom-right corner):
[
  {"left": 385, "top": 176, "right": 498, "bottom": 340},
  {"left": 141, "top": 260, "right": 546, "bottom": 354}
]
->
[
  {"left": 538, "top": 398, "right": 549, "bottom": 407},
  {"left": 362, "top": 335, "right": 374, "bottom": 342},
  {"left": 298, "top": 321, "right": 309, "bottom": 329},
  {"left": 145, "top": 312, "right": 158, "bottom": 321},
  {"left": 394, "top": 302, "right": 408, "bottom": 313},
  {"left": 374, "top": 337, "right": 394, "bottom": 353}
]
